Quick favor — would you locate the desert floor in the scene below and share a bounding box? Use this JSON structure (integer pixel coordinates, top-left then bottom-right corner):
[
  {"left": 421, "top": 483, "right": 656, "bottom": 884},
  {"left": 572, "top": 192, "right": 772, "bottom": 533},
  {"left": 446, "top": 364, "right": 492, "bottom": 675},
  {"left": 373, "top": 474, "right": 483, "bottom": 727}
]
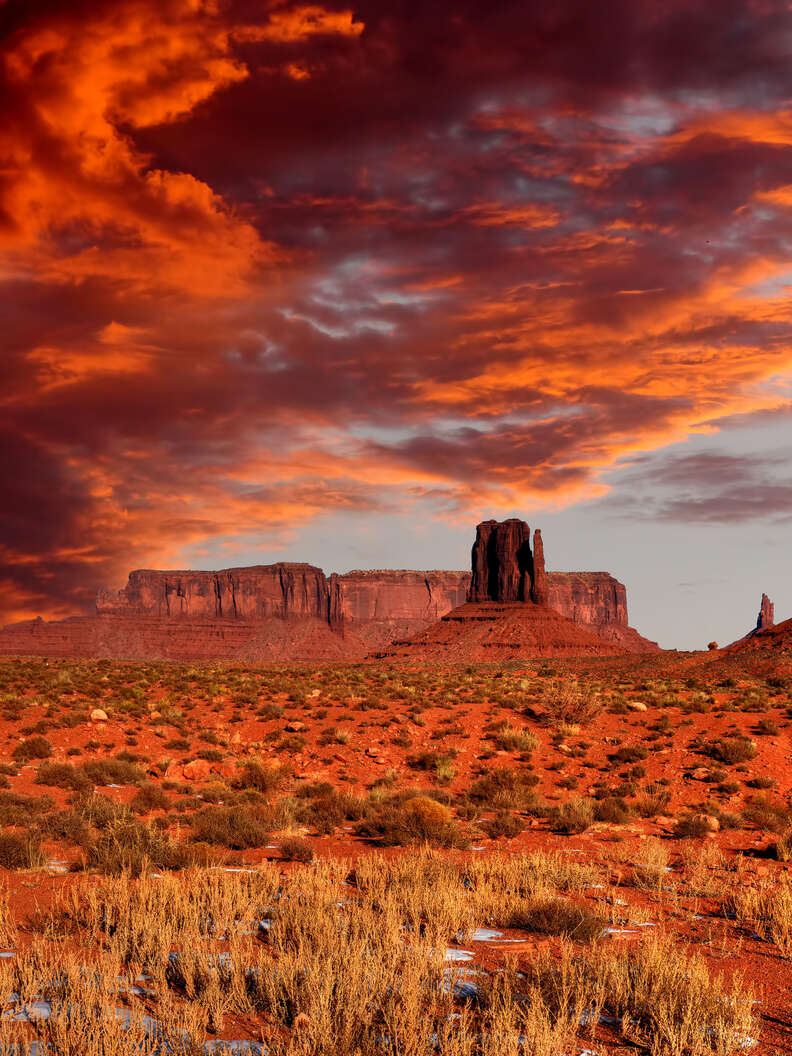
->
[{"left": 0, "top": 654, "right": 790, "bottom": 1053}]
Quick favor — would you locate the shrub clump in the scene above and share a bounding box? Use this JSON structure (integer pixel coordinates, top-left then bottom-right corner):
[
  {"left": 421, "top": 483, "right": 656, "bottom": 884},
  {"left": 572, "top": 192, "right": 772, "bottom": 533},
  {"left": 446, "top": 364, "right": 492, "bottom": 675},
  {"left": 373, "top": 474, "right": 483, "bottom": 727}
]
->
[
  {"left": 505, "top": 897, "right": 604, "bottom": 942},
  {"left": 358, "top": 795, "right": 468, "bottom": 848},
  {"left": 12, "top": 736, "right": 52, "bottom": 763},
  {"left": 704, "top": 735, "right": 757, "bottom": 765},
  {"left": 279, "top": 836, "right": 314, "bottom": 863},
  {"left": 233, "top": 760, "right": 289, "bottom": 794},
  {"left": 84, "top": 817, "right": 195, "bottom": 876},
  {"left": 0, "top": 831, "right": 44, "bottom": 870},
  {"left": 189, "top": 805, "right": 272, "bottom": 849},
  {"left": 466, "top": 768, "right": 540, "bottom": 810},
  {"left": 481, "top": 810, "right": 525, "bottom": 839},
  {"left": 546, "top": 796, "right": 596, "bottom": 834}
]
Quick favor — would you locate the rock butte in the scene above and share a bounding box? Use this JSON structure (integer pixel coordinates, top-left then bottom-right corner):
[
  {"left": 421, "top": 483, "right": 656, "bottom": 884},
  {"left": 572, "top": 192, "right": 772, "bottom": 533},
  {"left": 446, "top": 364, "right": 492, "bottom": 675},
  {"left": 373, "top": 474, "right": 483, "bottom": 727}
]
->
[
  {"left": 0, "top": 519, "right": 658, "bottom": 660},
  {"left": 384, "top": 520, "right": 656, "bottom": 660}
]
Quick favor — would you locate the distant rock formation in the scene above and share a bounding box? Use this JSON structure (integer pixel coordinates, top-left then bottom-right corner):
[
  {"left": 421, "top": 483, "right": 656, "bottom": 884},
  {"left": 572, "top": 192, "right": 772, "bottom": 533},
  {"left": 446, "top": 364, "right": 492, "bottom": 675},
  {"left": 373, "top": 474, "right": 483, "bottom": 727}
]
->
[
  {"left": 757, "top": 593, "right": 775, "bottom": 631},
  {"left": 0, "top": 519, "right": 657, "bottom": 659},
  {"left": 721, "top": 613, "right": 792, "bottom": 671},
  {"left": 726, "top": 592, "right": 780, "bottom": 649},
  {"left": 468, "top": 519, "right": 550, "bottom": 605},
  {"left": 470, "top": 519, "right": 533, "bottom": 601},
  {"left": 329, "top": 570, "right": 469, "bottom": 630},
  {"left": 383, "top": 519, "right": 658, "bottom": 660}
]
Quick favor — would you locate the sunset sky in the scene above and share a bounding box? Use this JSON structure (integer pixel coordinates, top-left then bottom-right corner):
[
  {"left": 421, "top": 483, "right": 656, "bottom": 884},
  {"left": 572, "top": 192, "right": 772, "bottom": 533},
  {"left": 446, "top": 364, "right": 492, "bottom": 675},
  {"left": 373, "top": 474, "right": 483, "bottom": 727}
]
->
[{"left": 2, "top": 0, "right": 792, "bottom": 648}]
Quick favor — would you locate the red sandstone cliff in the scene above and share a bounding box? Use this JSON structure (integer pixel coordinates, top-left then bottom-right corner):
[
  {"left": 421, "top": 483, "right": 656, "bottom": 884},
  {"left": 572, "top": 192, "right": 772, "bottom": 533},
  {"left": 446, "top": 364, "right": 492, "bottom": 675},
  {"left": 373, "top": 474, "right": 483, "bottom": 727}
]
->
[
  {"left": 97, "top": 564, "right": 330, "bottom": 621},
  {"left": 330, "top": 570, "right": 469, "bottom": 625},
  {"left": 470, "top": 519, "right": 533, "bottom": 602},
  {"left": 0, "top": 527, "right": 657, "bottom": 659}
]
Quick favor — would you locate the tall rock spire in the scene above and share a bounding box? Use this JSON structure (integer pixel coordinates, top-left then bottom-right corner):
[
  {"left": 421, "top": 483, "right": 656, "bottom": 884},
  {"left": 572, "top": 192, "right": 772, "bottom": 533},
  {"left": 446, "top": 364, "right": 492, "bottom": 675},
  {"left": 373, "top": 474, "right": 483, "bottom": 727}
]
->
[
  {"left": 757, "top": 593, "right": 775, "bottom": 630},
  {"left": 530, "top": 529, "right": 548, "bottom": 605}
]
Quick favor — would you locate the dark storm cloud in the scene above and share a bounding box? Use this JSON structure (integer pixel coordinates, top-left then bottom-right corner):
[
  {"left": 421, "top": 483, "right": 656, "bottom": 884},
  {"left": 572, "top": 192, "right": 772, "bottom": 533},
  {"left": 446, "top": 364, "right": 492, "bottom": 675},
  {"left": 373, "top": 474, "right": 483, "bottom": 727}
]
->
[{"left": 2, "top": 0, "right": 792, "bottom": 619}]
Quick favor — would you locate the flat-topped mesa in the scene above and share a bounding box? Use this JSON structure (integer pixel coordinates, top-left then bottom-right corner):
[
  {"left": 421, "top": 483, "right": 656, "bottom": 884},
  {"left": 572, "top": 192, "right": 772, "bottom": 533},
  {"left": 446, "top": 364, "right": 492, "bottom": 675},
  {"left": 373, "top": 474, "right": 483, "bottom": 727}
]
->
[
  {"left": 470, "top": 519, "right": 537, "bottom": 602},
  {"left": 757, "top": 593, "right": 775, "bottom": 631},
  {"left": 96, "top": 564, "right": 330, "bottom": 621}
]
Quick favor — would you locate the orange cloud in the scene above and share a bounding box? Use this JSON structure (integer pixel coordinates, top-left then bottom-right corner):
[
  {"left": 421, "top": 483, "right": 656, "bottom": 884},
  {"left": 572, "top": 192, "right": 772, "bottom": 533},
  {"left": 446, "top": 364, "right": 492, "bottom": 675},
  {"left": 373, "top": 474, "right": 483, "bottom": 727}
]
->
[
  {"left": 0, "top": 0, "right": 277, "bottom": 298},
  {"left": 234, "top": 6, "right": 364, "bottom": 44},
  {"left": 461, "top": 202, "right": 561, "bottom": 228}
]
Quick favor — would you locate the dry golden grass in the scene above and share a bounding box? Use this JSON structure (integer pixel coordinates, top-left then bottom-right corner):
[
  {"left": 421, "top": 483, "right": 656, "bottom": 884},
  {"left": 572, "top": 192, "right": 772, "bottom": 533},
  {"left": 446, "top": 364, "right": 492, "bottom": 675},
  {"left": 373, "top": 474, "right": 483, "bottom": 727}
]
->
[
  {"left": 723, "top": 875, "right": 792, "bottom": 954},
  {"left": 0, "top": 850, "right": 751, "bottom": 1054}
]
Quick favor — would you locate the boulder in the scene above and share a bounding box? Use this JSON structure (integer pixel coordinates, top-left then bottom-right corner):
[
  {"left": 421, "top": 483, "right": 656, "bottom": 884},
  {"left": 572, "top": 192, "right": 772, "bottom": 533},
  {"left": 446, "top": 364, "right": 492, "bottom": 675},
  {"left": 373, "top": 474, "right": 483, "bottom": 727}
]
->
[
  {"left": 182, "top": 759, "right": 211, "bottom": 782},
  {"left": 90, "top": 708, "right": 108, "bottom": 722}
]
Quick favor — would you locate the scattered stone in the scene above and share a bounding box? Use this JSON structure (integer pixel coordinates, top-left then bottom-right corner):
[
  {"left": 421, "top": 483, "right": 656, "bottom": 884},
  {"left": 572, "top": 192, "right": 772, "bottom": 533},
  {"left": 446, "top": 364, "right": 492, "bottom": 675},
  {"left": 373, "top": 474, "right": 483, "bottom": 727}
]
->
[
  {"left": 692, "top": 813, "right": 720, "bottom": 833},
  {"left": 285, "top": 721, "right": 305, "bottom": 733}
]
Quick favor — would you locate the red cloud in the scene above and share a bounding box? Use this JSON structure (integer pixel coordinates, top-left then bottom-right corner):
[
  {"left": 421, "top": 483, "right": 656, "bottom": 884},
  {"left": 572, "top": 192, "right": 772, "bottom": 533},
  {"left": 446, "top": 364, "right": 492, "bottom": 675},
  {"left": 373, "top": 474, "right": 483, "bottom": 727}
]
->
[{"left": 2, "top": 0, "right": 792, "bottom": 621}]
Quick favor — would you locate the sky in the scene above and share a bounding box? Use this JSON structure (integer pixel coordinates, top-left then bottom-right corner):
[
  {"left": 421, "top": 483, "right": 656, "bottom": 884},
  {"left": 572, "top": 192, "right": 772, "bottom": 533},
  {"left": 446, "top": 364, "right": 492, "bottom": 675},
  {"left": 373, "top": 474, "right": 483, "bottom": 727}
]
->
[{"left": 2, "top": 0, "right": 792, "bottom": 650}]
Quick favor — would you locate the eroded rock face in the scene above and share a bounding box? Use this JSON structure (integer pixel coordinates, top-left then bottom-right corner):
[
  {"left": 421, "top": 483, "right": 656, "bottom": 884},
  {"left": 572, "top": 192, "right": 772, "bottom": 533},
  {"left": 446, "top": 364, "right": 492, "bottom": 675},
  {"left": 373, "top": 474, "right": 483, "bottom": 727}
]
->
[
  {"left": 546, "top": 572, "right": 628, "bottom": 628},
  {"left": 469, "top": 519, "right": 533, "bottom": 602},
  {"left": 97, "top": 564, "right": 330, "bottom": 621},
  {"left": 757, "top": 593, "right": 775, "bottom": 630},
  {"left": 329, "top": 571, "right": 469, "bottom": 626}
]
